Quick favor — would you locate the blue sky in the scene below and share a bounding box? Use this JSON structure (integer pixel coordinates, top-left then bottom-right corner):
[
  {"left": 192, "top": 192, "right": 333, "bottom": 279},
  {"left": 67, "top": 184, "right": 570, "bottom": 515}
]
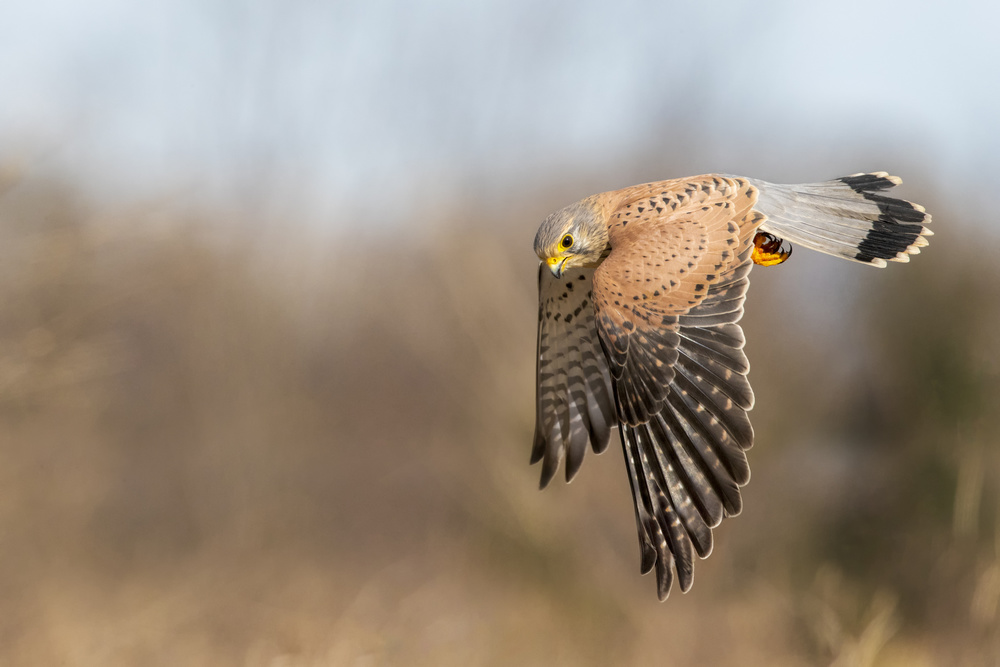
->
[{"left": 1, "top": 0, "right": 997, "bottom": 227}]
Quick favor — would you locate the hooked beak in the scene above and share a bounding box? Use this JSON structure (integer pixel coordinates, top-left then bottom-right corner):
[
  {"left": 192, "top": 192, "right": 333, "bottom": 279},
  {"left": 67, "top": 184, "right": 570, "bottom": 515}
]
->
[{"left": 546, "top": 256, "right": 568, "bottom": 278}]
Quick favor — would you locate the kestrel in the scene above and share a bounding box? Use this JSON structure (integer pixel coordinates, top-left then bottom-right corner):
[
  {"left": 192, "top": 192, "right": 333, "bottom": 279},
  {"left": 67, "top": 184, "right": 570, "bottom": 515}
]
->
[{"left": 531, "top": 172, "right": 931, "bottom": 600}]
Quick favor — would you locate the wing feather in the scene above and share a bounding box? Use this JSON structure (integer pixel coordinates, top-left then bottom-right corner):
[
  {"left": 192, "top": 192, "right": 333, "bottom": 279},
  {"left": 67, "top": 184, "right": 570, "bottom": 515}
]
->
[
  {"left": 533, "top": 266, "right": 617, "bottom": 486},
  {"left": 590, "top": 175, "right": 761, "bottom": 599}
]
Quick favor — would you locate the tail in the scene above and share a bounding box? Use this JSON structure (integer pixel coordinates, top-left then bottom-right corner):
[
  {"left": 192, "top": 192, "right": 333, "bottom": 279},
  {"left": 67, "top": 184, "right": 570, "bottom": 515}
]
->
[{"left": 746, "top": 172, "right": 932, "bottom": 267}]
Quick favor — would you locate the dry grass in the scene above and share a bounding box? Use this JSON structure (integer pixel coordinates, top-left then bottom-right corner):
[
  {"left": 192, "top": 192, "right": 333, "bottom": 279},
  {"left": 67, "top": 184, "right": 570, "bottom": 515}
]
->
[{"left": 0, "top": 175, "right": 997, "bottom": 665}]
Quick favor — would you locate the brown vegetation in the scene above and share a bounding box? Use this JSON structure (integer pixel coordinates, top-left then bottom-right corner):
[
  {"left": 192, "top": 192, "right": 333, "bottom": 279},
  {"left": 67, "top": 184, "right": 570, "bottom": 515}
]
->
[{"left": 0, "top": 173, "right": 996, "bottom": 665}]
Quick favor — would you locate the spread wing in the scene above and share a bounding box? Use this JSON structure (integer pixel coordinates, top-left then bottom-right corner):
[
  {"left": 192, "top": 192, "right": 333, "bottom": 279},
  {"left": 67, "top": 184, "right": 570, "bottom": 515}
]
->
[
  {"left": 592, "top": 176, "right": 762, "bottom": 600},
  {"left": 532, "top": 265, "right": 616, "bottom": 487}
]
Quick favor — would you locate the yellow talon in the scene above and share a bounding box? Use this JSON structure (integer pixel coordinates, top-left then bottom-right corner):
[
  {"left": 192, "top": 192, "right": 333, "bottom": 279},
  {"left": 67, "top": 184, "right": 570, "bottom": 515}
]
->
[{"left": 752, "top": 232, "right": 792, "bottom": 266}]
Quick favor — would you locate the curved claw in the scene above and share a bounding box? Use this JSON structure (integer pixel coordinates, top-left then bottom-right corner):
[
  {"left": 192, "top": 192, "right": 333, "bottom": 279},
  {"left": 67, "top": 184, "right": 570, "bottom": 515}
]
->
[{"left": 752, "top": 232, "right": 792, "bottom": 266}]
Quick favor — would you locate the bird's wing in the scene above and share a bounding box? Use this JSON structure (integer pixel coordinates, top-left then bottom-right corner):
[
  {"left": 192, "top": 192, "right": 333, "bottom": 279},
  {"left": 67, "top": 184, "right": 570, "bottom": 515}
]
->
[
  {"left": 592, "top": 175, "right": 763, "bottom": 600},
  {"left": 532, "top": 264, "right": 617, "bottom": 487}
]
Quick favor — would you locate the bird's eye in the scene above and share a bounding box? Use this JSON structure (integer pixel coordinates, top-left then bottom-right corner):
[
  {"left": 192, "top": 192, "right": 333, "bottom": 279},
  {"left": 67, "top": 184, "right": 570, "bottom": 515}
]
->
[{"left": 560, "top": 234, "right": 574, "bottom": 249}]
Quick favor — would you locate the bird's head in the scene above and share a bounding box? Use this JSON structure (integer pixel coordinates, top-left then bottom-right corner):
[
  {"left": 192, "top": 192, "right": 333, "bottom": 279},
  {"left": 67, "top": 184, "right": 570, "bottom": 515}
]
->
[{"left": 533, "top": 201, "right": 609, "bottom": 278}]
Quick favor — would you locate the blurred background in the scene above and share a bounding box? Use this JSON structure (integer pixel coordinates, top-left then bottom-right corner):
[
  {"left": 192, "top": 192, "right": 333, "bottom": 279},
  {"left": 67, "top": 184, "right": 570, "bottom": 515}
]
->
[{"left": 1, "top": 0, "right": 998, "bottom": 664}]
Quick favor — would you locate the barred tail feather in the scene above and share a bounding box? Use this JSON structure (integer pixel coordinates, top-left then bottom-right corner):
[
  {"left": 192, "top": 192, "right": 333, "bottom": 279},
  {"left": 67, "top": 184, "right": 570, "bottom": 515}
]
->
[{"left": 747, "top": 172, "right": 932, "bottom": 267}]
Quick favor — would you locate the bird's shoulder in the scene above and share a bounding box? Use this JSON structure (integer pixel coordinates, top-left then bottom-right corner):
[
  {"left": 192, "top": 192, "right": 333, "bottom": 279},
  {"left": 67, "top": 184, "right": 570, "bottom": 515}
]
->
[
  {"left": 601, "top": 174, "right": 755, "bottom": 225},
  {"left": 591, "top": 175, "right": 762, "bottom": 320}
]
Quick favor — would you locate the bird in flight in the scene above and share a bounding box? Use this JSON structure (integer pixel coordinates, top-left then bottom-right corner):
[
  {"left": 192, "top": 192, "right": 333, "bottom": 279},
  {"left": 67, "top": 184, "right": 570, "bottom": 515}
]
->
[{"left": 531, "top": 172, "right": 931, "bottom": 600}]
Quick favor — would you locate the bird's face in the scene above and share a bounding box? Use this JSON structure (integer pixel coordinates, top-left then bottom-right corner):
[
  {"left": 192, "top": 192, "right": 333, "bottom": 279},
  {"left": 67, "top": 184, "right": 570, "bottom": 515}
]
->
[{"left": 534, "top": 202, "right": 609, "bottom": 278}]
